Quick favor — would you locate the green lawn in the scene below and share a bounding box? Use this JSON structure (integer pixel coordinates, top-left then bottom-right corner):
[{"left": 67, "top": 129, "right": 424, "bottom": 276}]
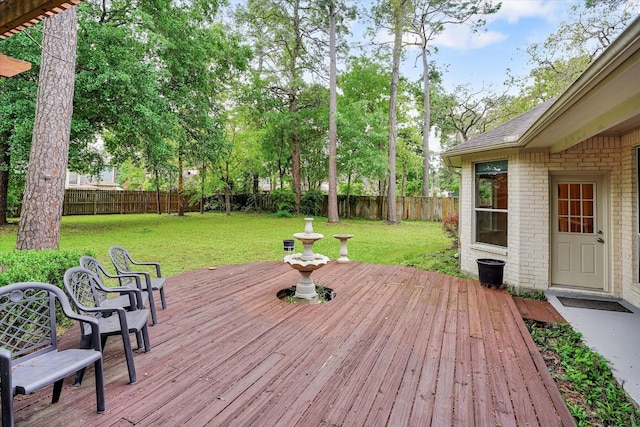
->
[{"left": 0, "top": 213, "right": 454, "bottom": 276}]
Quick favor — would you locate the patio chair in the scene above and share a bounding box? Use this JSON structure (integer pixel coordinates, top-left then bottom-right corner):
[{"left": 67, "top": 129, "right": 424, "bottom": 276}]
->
[
  {"left": 109, "top": 245, "right": 167, "bottom": 325},
  {"left": 79, "top": 255, "right": 149, "bottom": 311},
  {"left": 64, "top": 267, "right": 151, "bottom": 385},
  {"left": 0, "top": 282, "right": 105, "bottom": 427}
]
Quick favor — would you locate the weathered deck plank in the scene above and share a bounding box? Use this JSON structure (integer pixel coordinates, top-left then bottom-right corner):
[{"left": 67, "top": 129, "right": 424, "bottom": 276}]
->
[{"left": 11, "top": 261, "right": 575, "bottom": 426}]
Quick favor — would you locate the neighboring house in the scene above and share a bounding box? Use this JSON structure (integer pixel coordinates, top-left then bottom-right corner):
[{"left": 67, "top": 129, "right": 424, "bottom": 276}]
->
[
  {"left": 441, "top": 16, "right": 640, "bottom": 308},
  {"left": 66, "top": 167, "right": 120, "bottom": 190}
]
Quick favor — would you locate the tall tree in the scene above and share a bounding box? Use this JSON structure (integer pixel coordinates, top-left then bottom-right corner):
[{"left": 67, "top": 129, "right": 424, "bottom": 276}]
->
[
  {"left": 407, "top": 0, "right": 500, "bottom": 197},
  {"left": 337, "top": 56, "right": 389, "bottom": 215},
  {"left": 16, "top": 7, "right": 78, "bottom": 249},
  {"left": 150, "top": 1, "right": 249, "bottom": 216},
  {"left": 386, "top": 0, "right": 407, "bottom": 224},
  {"left": 238, "top": 0, "right": 326, "bottom": 213},
  {"left": 327, "top": 0, "right": 339, "bottom": 223}
]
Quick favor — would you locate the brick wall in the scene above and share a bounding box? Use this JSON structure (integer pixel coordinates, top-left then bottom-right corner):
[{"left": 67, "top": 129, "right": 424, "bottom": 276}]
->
[
  {"left": 621, "top": 129, "right": 640, "bottom": 307},
  {"left": 459, "top": 131, "right": 640, "bottom": 300}
]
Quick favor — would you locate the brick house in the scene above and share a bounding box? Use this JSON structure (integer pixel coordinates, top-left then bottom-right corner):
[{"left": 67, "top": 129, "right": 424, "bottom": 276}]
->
[{"left": 441, "top": 17, "right": 640, "bottom": 307}]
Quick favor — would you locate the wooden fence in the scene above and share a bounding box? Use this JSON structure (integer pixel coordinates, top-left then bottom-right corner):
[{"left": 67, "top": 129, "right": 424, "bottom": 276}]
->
[
  {"left": 62, "top": 189, "right": 458, "bottom": 221},
  {"left": 63, "top": 190, "right": 198, "bottom": 215},
  {"left": 323, "top": 196, "right": 458, "bottom": 222}
]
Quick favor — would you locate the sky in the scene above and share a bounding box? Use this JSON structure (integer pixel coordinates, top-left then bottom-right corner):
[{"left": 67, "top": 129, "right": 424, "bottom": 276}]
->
[{"left": 393, "top": 0, "right": 579, "bottom": 92}]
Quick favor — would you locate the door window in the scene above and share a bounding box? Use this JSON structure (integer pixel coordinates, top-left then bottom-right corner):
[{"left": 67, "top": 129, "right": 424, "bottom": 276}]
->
[{"left": 557, "top": 183, "right": 595, "bottom": 234}]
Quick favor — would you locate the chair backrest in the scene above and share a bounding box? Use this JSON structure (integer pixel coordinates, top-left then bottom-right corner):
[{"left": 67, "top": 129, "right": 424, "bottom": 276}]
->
[
  {"left": 80, "top": 256, "right": 111, "bottom": 283},
  {"left": 63, "top": 267, "right": 106, "bottom": 315},
  {"left": 0, "top": 283, "right": 67, "bottom": 363},
  {"left": 108, "top": 246, "right": 132, "bottom": 275}
]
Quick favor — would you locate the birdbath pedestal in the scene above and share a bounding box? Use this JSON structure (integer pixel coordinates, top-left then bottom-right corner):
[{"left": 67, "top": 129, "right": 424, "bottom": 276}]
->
[{"left": 333, "top": 234, "right": 353, "bottom": 264}]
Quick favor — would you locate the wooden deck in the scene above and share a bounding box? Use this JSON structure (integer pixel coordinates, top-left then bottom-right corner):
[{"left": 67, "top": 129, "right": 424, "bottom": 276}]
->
[
  {"left": 12, "top": 261, "right": 575, "bottom": 426},
  {"left": 512, "top": 297, "right": 566, "bottom": 324}
]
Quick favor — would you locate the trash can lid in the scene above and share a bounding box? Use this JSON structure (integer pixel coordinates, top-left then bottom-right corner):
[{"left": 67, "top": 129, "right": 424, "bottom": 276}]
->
[{"left": 477, "top": 258, "right": 505, "bottom": 266}]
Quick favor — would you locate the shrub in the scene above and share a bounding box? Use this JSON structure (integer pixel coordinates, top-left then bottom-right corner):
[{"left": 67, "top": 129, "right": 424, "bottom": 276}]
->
[
  {"left": 442, "top": 211, "right": 459, "bottom": 249},
  {"left": 301, "top": 189, "right": 324, "bottom": 216},
  {"left": 0, "top": 248, "right": 96, "bottom": 326},
  {"left": 270, "top": 188, "right": 295, "bottom": 215}
]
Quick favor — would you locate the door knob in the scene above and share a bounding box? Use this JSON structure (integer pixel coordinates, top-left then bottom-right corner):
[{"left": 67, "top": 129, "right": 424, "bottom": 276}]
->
[{"left": 597, "top": 238, "right": 604, "bottom": 243}]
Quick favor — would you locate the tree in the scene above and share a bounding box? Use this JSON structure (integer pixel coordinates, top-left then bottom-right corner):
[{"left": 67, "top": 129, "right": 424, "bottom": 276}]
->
[
  {"left": 238, "top": 0, "right": 327, "bottom": 213},
  {"left": 16, "top": 7, "right": 78, "bottom": 249},
  {"left": 0, "top": 33, "right": 40, "bottom": 224},
  {"left": 75, "top": 0, "right": 175, "bottom": 214},
  {"left": 147, "top": 1, "right": 249, "bottom": 216},
  {"left": 337, "top": 56, "right": 389, "bottom": 215},
  {"left": 432, "top": 83, "right": 512, "bottom": 147},
  {"left": 385, "top": 0, "right": 408, "bottom": 224},
  {"left": 507, "top": 1, "right": 634, "bottom": 107},
  {"left": 406, "top": 0, "right": 500, "bottom": 197},
  {"left": 327, "top": 0, "right": 339, "bottom": 223}
]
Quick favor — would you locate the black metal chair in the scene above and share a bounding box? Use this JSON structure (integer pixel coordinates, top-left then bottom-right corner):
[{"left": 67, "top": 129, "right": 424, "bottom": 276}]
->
[
  {"left": 109, "top": 245, "right": 167, "bottom": 325},
  {"left": 64, "top": 267, "right": 151, "bottom": 385},
  {"left": 79, "top": 255, "right": 149, "bottom": 311},
  {"left": 0, "top": 282, "right": 105, "bottom": 427}
]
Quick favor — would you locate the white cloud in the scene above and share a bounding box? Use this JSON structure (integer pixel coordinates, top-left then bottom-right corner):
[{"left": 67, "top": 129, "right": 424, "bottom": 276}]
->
[
  {"left": 493, "top": 0, "right": 566, "bottom": 24},
  {"left": 429, "top": 0, "right": 573, "bottom": 51},
  {"left": 434, "top": 28, "right": 507, "bottom": 50}
]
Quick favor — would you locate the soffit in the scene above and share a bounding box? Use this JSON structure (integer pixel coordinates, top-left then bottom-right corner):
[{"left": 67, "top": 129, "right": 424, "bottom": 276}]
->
[{"left": 0, "top": 0, "right": 82, "bottom": 40}]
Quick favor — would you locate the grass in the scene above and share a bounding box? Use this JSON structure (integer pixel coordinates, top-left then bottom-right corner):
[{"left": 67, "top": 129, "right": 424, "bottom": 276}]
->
[{"left": 0, "top": 213, "right": 452, "bottom": 275}]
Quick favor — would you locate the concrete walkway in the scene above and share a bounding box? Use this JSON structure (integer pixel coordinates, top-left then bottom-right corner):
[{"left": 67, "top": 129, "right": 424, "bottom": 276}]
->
[{"left": 545, "top": 289, "right": 640, "bottom": 405}]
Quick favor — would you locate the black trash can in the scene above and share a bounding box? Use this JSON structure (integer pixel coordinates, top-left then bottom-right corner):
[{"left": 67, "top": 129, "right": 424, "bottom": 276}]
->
[
  {"left": 477, "top": 258, "right": 505, "bottom": 288},
  {"left": 283, "top": 239, "right": 295, "bottom": 255}
]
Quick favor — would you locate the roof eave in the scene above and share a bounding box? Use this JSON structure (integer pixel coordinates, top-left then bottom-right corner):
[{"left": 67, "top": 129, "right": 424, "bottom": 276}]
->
[
  {"left": 517, "top": 16, "right": 640, "bottom": 148},
  {"left": 441, "top": 142, "right": 521, "bottom": 167}
]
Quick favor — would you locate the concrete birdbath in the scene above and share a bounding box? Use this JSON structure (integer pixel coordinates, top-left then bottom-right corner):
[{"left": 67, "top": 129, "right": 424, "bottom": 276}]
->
[
  {"left": 283, "top": 218, "right": 330, "bottom": 301},
  {"left": 332, "top": 234, "right": 353, "bottom": 263}
]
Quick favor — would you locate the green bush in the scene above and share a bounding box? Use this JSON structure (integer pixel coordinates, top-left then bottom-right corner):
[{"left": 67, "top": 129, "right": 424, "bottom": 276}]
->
[
  {"left": 0, "top": 248, "right": 96, "bottom": 327},
  {"left": 301, "top": 190, "right": 324, "bottom": 216},
  {"left": 270, "top": 188, "right": 295, "bottom": 215}
]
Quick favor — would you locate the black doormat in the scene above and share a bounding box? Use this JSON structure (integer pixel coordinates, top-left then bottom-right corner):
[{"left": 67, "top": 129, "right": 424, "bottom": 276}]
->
[{"left": 557, "top": 296, "right": 632, "bottom": 313}]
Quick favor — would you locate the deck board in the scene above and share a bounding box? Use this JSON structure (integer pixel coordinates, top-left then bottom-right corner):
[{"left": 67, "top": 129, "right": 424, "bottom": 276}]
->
[{"left": 11, "top": 261, "right": 575, "bottom": 426}]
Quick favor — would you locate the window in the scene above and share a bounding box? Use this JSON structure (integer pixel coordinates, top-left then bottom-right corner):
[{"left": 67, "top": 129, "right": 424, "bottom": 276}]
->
[
  {"left": 68, "top": 172, "right": 78, "bottom": 185},
  {"left": 99, "top": 167, "right": 116, "bottom": 184},
  {"left": 557, "top": 183, "right": 594, "bottom": 234},
  {"left": 475, "top": 160, "right": 508, "bottom": 247}
]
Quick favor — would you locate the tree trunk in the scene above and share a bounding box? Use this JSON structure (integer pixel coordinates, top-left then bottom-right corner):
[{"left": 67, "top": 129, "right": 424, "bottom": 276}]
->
[
  {"left": 200, "top": 164, "right": 205, "bottom": 214},
  {"left": 386, "top": 0, "right": 405, "bottom": 225},
  {"left": 327, "top": 1, "right": 339, "bottom": 223},
  {"left": 252, "top": 173, "right": 259, "bottom": 208},
  {"left": 0, "top": 141, "right": 11, "bottom": 225},
  {"left": 224, "top": 162, "right": 231, "bottom": 216},
  {"left": 291, "top": 97, "right": 302, "bottom": 213},
  {"left": 178, "top": 155, "right": 184, "bottom": 216},
  {"left": 155, "top": 169, "right": 162, "bottom": 214},
  {"left": 290, "top": 0, "right": 302, "bottom": 214},
  {"left": 346, "top": 173, "right": 352, "bottom": 219},
  {"left": 16, "top": 8, "right": 78, "bottom": 250},
  {"left": 421, "top": 36, "right": 431, "bottom": 197}
]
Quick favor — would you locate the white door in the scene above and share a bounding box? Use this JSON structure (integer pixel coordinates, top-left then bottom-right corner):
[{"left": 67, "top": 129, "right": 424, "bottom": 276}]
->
[{"left": 551, "top": 176, "right": 606, "bottom": 290}]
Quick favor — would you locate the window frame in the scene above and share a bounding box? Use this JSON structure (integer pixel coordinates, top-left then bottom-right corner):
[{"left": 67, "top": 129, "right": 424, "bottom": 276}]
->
[{"left": 474, "top": 160, "right": 508, "bottom": 248}]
